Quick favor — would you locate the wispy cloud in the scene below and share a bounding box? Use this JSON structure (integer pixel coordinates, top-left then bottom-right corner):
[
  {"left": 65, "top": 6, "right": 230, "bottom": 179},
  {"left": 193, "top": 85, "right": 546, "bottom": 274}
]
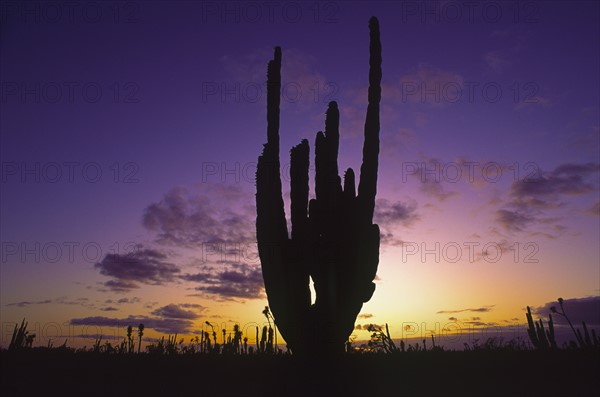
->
[
  {"left": 6, "top": 299, "right": 52, "bottom": 307},
  {"left": 396, "top": 64, "right": 464, "bottom": 107},
  {"left": 94, "top": 247, "right": 180, "bottom": 292},
  {"left": 437, "top": 305, "right": 495, "bottom": 314},
  {"left": 143, "top": 184, "right": 255, "bottom": 248},
  {"left": 151, "top": 303, "right": 204, "bottom": 320},
  {"left": 354, "top": 323, "right": 384, "bottom": 331},
  {"left": 584, "top": 200, "right": 600, "bottom": 216},
  {"left": 219, "top": 47, "right": 329, "bottom": 111},
  {"left": 6, "top": 297, "right": 92, "bottom": 308},
  {"left": 375, "top": 198, "right": 420, "bottom": 227},
  {"left": 495, "top": 209, "right": 535, "bottom": 232},
  {"left": 182, "top": 263, "right": 264, "bottom": 301},
  {"left": 485, "top": 27, "right": 529, "bottom": 74},
  {"left": 484, "top": 50, "right": 513, "bottom": 74},
  {"left": 105, "top": 297, "right": 141, "bottom": 305},
  {"left": 374, "top": 198, "right": 420, "bottom": 246},
  {"left": 496, "top": 162, "right": 599, "bottom": 234},
  {"left": 405, "top": 157, "right": 459, "bottom": 202}
]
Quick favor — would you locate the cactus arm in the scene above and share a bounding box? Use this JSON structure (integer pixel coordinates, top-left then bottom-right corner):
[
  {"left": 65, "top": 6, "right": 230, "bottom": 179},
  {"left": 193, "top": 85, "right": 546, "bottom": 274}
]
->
[
  {"left": 314, "top": 130, "right": 326, "bottom": 202},
  {"left": 290, "top": 139, "right": 310, "bottom": 242},
  {"left": 257, "top": 46, "right": 288, "bottom": 247},
  {"left": 324, "top": 101, "right": 342, "bottom": 201},
  {"left": 267, "top": 47, "right": 282, "bottom": 152},
  {"left": 289, "top": 139, "right": 312, "bottom": 310},
  {"left": 343, "top": 168, "right": 356, "bottom": 199},
  {"left": 257, "top": 47, "right": 297, "bottom": 349},
  {"left": 357, "top": 16, "right": 382, "bottom": 225},
  {"left": 256, "top": 46, "right": 289, "bottom": 284}
]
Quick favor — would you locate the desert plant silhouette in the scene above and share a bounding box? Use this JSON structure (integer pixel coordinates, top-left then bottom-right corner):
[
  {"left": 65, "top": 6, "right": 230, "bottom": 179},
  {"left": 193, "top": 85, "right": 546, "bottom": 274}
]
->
[{"left": 256, "top": 17, "right": 382, "bottom": 355}]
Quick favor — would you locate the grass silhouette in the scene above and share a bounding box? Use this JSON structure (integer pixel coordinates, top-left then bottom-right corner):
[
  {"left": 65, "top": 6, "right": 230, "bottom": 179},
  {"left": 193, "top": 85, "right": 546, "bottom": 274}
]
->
[{"left": 2, "top": 299, "right": 599, "bottom": 396}]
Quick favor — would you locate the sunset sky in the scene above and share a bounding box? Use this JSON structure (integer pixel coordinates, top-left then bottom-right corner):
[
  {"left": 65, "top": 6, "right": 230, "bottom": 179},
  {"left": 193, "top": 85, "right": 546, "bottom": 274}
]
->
[{"left": 1, "top": 1, "right": 598, "bottom": 348}]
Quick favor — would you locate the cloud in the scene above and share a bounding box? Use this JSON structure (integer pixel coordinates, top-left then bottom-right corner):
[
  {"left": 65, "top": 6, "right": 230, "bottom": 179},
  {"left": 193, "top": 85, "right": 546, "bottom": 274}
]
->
[
  {"left": 512, "top": 163, "right": 598, "bottom": 198},
  {"left": 484, "top": 50, "right": 512, "bottom": 74},
  {"left": 219, "top": 47, "right": 329, "bottom": 111},
  {"left": 496, "top": 162, "right": 599, "bottom": 233},
  {"left": 143, "top": 184, "right": 255, "bottom": 248},
  {"left": 6, "top": 299, "right": 52, "bottom": 307},
  {"left": 380, "top": 128, "right": 417, "bottom": 159},
  {"left": 485, "top": 28, "right": 530, "bottom": 74},
  {"left": 70, "top": 315, "right": 194, "bottom": 334},
  {"left": 375, "top": 198, "right": 420, "bottom": 227},
  {"left": 151, "top": 303, "right": 204, "bottom": 320},
  {"left": 374, "top": 198, "right": 420, "bottom": 246},
  {"left": 404, "top": 157, "right": 459, "bottom": 202},
  {"left": 584, "top": 200, "right": 600, "bottom": 216},
  {"left": 397, "top": 64, "right": 464, "bottom": 106},
  {"left": 355, "top": 323, "right": 384, "bottom": 331},
  {"left": 115, "top": 297, "right": 141, "bottom": 305},
  {"left": 495, "top": 209, "right": 535, "bottom": 232},
  {"left": 533, "top": 296, "right": 600, "bottom": 327},
  {"left": 100, "top": 307, "right": 119, "bottom": 312},
  {"left": 421, "top": 178, "right": 458, "bottom": 201},
  {"left": 358, "top": 313, "right": 374, "bottom": 319},
  {"left": 437, "top": 305, "right": 495, "bottom": 314},
  {"left": 6, "top": 297, "right": 93, "bottom": 308},
  {"left": 464, "top": 321, "right": 497, "bottom": 327},
  {"left": 181, "top": 263, "right": 264, "bottom": 300},
  {"left": 102, "top": 280, "right": 139, "bottom": 292},
  {"left": 94, "top": 248, "right": 180, "bottom": 292}
]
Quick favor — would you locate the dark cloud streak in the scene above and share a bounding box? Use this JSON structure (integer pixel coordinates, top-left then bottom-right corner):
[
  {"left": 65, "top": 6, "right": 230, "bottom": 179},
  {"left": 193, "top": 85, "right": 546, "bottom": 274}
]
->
[{"left": 437, "top": 305, "right": 495, "bottom": 314}]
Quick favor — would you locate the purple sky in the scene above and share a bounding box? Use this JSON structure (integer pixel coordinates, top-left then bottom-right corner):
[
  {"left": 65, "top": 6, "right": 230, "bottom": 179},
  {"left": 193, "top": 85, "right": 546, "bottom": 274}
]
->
[{"left": 1, "top": 1, "right": 598, "bottom": 347}]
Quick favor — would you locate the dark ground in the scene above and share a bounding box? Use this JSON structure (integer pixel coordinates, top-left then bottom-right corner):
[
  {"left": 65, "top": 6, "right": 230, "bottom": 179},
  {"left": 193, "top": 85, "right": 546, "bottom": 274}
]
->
[{"left": 1, "top": 349, "right": 599, "bottom": 396}]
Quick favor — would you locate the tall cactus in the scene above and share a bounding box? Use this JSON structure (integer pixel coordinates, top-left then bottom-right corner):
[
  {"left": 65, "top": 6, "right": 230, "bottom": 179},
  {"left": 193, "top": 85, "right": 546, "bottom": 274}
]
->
[{"left": 256, "top": 17, "right": 382, "bottom": 354}]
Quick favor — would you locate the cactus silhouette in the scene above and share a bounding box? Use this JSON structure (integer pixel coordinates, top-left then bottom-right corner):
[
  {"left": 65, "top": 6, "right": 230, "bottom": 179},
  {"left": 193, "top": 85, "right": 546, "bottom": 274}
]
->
[{"left": 256, "top": 17, "right": 382, "bottom": 354}]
